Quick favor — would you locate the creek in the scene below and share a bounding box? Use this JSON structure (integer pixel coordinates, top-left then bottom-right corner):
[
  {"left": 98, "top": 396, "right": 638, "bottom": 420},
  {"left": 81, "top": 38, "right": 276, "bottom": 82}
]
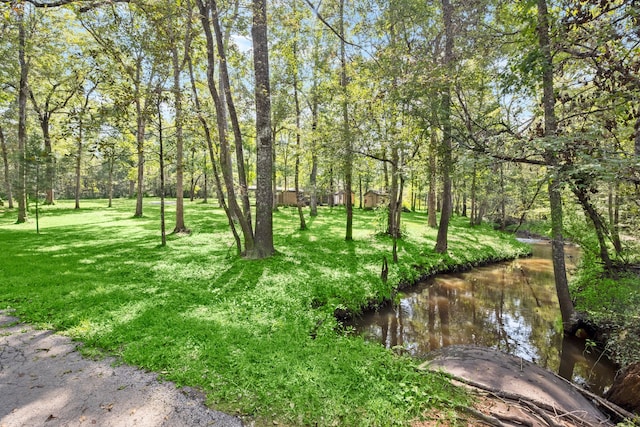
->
[{"left": 351, "top": 239, "right": 617, "bottom": 396}]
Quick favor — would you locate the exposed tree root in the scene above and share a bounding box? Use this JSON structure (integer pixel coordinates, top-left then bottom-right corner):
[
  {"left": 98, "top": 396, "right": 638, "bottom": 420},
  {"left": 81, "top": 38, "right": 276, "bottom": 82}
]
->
[{"left": 445, "top": 374, "right": 613, "bottom": 427}]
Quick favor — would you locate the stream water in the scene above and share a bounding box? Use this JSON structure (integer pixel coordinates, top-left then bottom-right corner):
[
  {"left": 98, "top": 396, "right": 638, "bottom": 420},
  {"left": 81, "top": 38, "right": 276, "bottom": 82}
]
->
[{"left": 351, "top": 240, "right": 617, "bottom": 395}]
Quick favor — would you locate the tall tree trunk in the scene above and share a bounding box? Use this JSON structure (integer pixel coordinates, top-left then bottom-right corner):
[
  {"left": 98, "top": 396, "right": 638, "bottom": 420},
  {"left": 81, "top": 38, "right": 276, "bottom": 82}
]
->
[
  {"left": 74, "top": 117, "right": 83, "bottom": 209},
  {"left": 250, "top": 0, "right": 274, "bottom": 257},
  {"left": 537, "top": 0, "right": 574, "bottom": 331},
  {"left": 197, "top": 0, "right": 254, "bottom": 254},
  {"left": 340, "top": 0, "right": 353, "bottom": 241},
  {"left": 210, "top": 0, "right": 252, "bottom": 233},
  {"left": 157, "top": 98, "right": 166, "bottom": 246},
  {"left": 134, "top": 68, "right": 146, "bottom": 218},
  {"left": 388, "top": 147, "right": 399, "bottom": 237},
  {"left": 292, "top": 41, "right": 306, "bottom": 231},
  {"left": 428, "top": 130, "right": 437, "bottom": 227},
  {"left": 134, "top": 101, "right": 145, "bottom": 218},
  {"left": 0, "top": 125, "right": 13, "bottom": 208},
  {"left": 16, "top": 10, "right": 28, "bottom": 224},
  {"left": 435, "top": 0, "right": 454, "bottom": 253},
  {"left": 171, "top": 43, "right": 188, "bottom": 233},
  {"left": 309, "top": 99, "right": 319, "bottom": 217}
]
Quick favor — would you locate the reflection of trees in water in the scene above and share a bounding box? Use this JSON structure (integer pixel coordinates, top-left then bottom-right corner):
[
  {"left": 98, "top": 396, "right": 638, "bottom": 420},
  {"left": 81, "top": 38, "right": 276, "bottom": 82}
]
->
[{"left": 355, "top": 243, "right": 614, "bottom": 393}]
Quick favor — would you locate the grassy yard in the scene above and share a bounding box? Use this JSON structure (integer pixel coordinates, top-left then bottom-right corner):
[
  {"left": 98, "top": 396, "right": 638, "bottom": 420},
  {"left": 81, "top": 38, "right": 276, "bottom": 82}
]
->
[{"left": 0, "top": 199, "right": 529, "bottom": 426}]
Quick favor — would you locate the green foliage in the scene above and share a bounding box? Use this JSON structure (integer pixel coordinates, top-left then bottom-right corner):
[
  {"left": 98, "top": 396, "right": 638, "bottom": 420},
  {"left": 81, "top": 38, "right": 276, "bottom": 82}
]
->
[
  {"left": 0, "top": 199, "right": 530, "bottom": 426},
  {"left": 571, "top": 255, "right": 640, "bottom": 368}
]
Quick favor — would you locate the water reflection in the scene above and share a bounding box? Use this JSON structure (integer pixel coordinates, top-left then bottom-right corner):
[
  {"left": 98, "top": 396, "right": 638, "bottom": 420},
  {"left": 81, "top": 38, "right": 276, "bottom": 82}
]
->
[{"left": 352, "top": 241, "right": 616, "bottom": 395}]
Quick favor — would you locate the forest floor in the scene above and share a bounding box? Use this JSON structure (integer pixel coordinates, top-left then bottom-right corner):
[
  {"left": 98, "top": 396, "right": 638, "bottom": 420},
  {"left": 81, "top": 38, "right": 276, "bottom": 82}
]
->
[{"left": 0, "top": 199, "right": 548, "bottom": 426}]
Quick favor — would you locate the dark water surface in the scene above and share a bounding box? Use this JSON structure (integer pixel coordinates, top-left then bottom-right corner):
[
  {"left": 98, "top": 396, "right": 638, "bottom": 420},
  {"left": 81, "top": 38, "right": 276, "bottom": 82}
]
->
[{"left": 351, "top": 240, "right": 617, "bottom": 395}]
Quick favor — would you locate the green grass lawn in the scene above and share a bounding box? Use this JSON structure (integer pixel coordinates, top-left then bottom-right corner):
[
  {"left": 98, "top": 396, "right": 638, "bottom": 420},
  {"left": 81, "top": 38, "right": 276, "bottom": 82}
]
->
[{"left": 0, "top": 199, "right": 529, "bottom": 426}]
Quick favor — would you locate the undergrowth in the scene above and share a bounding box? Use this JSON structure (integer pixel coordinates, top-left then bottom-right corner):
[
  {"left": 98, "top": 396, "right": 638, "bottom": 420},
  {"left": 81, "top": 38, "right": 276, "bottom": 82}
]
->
[{"left": 0, "top": 199, "right": 529, "bottom": 426}]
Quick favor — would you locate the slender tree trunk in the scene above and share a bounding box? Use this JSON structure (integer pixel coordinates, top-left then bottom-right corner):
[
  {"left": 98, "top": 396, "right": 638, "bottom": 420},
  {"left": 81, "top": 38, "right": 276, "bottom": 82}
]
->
[
  {"left": 537, "top": 0, "right": 574, "bottom": 331},
  {"left": 158, "top": 98, "right": 166, "bottom": 246},
  {"left": 435, "top": 0, "right": 454, "bottom": 253},
  {"left": 16, "top": 11, "right": 28, "bottom": 224},
  {"left": 108, "top": 158, "right": 114, "bottom": 208},
  {"left": 172, "top": 43, "right": 188, "bottom": 233},
  {"left": 608, "top": 184, "right": 622, "bottom": 255},
  {"left": 470, "top": 162, "right": 477, "bottom": 225},
  {"left": 250, "top": 0, "right": 274, "bottom": 257},
  {"left": 197, "top": 0, "right": 253, "bottom": 254},
  {"left": 499, "top": 163, "right": 506, "bottom": 229},
  {"left": 0, "top": 125, "right": 13, "bottom": 208},
  {"left": 187, "top": 28, "right": 242, "bottom": 253},
  {"left": 33, "top": 115, "right": 56, "bottom": 205},
  {"left": 134, "top": 72, "right": 145, "bottom": 218},
  {"left": 388, "top": 147, "right": 399, "bottom": 236},
  {"left": 340, "top": 0, "right": 353, "bottom": 241},
  {"left": 571, "top": 182, "right": 612, "bottom": 269},
  {"left": 211, "top": 0, "right": 252, "bottom": 233},
  {"left": 203, "top": 152, "right": 208, "bottom": 203},
  {"left": 428, "top": 130, "right": 437, "bottom": 227},
  {"left": 74, "top": 117, "right": 83, "bottom": 209},
  {"left": 272, "top": 130, "right": 279, "bottom": 211},
  {"left": 309, "top": 100, "right": 319, "bottom": 217},
  {"left": 292, "top": 41, "right": 306, "bottom": 231}
]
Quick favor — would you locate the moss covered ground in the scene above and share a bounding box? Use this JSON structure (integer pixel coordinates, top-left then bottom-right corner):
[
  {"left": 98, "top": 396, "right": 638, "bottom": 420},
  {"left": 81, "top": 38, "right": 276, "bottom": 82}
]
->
[{"left": 0, "top": 199, "right": 530, "bottom": 426}]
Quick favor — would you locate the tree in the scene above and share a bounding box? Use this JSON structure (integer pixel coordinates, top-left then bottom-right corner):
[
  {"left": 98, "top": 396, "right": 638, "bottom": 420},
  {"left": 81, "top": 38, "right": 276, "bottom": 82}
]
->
[
  {"left": 339, "top": 0, "right": 353, "bottom": 241},
  {"left": 434, "top": 0, "right": 454, "bottom": 254},
  {"left": 16, "top": 4, "right": 29, "bottom": 223},
  {"left": 536, "top": 0, "right": 574, "bottom": 330},
  {"left": 79, "top": 2, "right": 164, "bottom": 218},
  {"left": 69, "top": 80, "right": 98, "bottom": 209},
  {"left": 250, "top": 0, "right": 275, "bottom": 257}
]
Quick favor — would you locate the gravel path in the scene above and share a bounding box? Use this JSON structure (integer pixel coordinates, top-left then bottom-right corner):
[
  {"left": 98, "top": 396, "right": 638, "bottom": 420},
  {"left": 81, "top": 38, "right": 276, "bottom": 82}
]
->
[{"left": 0, "top": 311, "right": 244, "bottom": 427}]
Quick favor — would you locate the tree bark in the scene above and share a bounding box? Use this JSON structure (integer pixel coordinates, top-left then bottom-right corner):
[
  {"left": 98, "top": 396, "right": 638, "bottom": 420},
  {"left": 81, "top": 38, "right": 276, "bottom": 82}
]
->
[
  {"left": 309, "top": 100, "right": 319, "bottom": 217},
  {"left": 387, "top": 146, "right": 399, "bottom": 236},
  {"left": 197, "top": 0, "right": 254, "bottom": 254},
  {"left": 187, "top": 17, "right": 242, "bottom": 253},
  {"left": 171, "top": 41, "right": 188, "bottom": 233},
  {"left": 157, "top": 97, "right": 166, "bottom": 246},
  {"left": 0, "top": 125, "right": 13, "bottom": 208},
  {"left": 537, "top": 0, "right": 574, "bottom": 331},
  {"left": 16, "top": 10, "right": 28, "bottom": 224},
  {"left": 292, "top": 39, "right": 306, "bottom": 231},
  {"left": 250, "top": 0, "right": 275, "bottom": 258},
  {"left": 428, "top": 130, "right": 437, "bottom": 227},
  {"left": 210, "top": 0, "right": 252, "bottom": 233},
  {"left": 435, "top": 0, "right": 454, "bottom": 253},
  {"left": 74, "top": 116, "right": 82, "bottom": 209},
  {"left": 340, "top": 0, "right": 353, "bottom": 241},
  {"left": 570, "top": 182, "right": 612, "bottom": 269},
  {"left": 133, "top": 59, "right": 146, "bottom": 218}
]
